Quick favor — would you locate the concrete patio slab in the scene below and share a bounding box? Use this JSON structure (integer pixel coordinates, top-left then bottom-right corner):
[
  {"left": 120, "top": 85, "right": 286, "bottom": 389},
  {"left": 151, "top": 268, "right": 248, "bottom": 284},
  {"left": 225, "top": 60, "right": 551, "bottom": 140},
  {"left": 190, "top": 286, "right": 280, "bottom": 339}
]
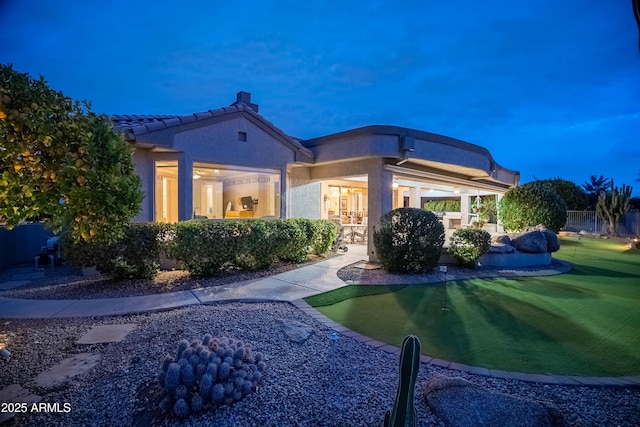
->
[
  {"left": 76, "top": 324, "right": 138, "bottom": 344},
  {"left": 0, "top": 297, "right": 78, "bottom": 319},
  {"left": 193, "top": 277, "right": 324, "bottom": 302},
  {"left": 34, "top": 353, "right": 102, "bottom": 388},
  {"left": 51, "top": 291, "right": 200, "bottom": 318},
  {"left": 0, "top": 384, "right": 42, "bottom": 424},
  {"left": 266, "top": 265, "right": 350, "bottom": 293},
  {"left": 0, "top": 280, "right": 29, "bottom": 290}
]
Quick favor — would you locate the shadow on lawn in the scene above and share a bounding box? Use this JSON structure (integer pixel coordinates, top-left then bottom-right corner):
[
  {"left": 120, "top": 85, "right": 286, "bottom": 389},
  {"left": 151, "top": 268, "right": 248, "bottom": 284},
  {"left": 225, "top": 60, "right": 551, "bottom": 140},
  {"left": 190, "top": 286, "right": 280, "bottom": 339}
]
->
[{"left": 563, "top": 262, "right": 640, "bottom": 279}]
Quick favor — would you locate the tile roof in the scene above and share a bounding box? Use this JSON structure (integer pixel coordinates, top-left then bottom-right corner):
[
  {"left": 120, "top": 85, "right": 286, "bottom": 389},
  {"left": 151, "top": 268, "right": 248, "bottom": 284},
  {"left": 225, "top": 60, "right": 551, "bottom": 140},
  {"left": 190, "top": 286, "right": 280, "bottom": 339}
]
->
[{"left": 111, "top": 102, "right": 313, "bottom": 159}]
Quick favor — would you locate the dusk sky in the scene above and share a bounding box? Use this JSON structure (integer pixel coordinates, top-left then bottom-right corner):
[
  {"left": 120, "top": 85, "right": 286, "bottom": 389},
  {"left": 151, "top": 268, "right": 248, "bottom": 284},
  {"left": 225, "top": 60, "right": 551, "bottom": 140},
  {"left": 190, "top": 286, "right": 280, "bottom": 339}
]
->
[{"left": 1, "top": 1, "right": 639, "bottom": 195}]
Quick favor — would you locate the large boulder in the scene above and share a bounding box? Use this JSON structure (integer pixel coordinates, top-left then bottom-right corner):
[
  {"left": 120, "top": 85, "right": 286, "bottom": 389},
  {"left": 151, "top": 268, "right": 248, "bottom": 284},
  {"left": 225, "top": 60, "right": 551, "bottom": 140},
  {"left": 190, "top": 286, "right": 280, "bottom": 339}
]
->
[
  {"left": 522, "top": 224, "right": 560, "bottom": 252},
  {"left": 424, "top": 376, "right": 567, "bottom": 427},
  {"left": 511, "top": 231, "right": 548, "bottom": 253}
]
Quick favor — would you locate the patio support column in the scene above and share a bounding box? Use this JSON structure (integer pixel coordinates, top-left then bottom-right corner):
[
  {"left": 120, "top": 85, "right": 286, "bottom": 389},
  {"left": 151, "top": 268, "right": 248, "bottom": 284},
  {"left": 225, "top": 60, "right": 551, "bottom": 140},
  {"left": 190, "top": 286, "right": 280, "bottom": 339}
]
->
[
  {"left": 177, "top": 154, "right": 194, "bottom": 221},
  {"left": 495, "top": 193, "right": 504, "bottom": 232},
  {"left": 367, "top": 162, "right": 393, "bottom": 262},
  {"left": 409, "top": 186, "right": 421, "bottom": 208},
  {"left": 280, "top": 169, "right": 287, "bottom": 219},
  {"left": 461, "top": 194, "right": 470, "bottom": 226}
]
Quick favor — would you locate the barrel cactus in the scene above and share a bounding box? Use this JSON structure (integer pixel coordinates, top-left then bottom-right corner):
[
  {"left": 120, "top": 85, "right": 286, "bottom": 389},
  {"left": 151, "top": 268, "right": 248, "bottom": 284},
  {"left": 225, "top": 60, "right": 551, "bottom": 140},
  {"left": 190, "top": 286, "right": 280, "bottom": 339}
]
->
[{"left": 158, "top": 334, "right": 266, "bottom": 419}]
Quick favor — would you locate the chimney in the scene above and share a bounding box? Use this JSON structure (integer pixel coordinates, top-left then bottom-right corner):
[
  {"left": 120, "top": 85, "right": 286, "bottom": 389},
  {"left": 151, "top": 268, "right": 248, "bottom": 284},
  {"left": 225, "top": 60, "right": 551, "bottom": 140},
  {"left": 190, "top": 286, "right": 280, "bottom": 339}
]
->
[{"left": 234, "top": 91, "right": 259, "bottom": 113}]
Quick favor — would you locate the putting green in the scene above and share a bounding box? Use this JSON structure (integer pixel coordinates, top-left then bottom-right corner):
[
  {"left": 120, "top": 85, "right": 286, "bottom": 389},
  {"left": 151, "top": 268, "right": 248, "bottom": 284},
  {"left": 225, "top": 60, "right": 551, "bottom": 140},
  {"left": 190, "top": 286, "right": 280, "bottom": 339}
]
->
[{"left": 306, "top": 237, "right": 640, "bottom": 376}]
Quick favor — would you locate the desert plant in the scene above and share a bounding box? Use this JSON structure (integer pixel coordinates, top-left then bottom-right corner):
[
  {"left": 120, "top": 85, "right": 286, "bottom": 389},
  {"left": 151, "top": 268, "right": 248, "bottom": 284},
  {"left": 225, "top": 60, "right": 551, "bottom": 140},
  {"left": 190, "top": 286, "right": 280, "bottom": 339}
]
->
[
  {"left": 373, "top": 208, "right": 445, "bottom": 273},
  {"left": 596, "top": 180, "right": 633, "bottom": 236},
  {"left": 448, "top": 229, "right": 491, "bottom": 268},
  {"left": 382, "top": 335, "right": 421, "bottom": 427},
  {"left": 158, "top": 335, "right": 265, "bottom": 419},
  {"left": 498, "top": 183, "right": 567, "bottom": 232}
]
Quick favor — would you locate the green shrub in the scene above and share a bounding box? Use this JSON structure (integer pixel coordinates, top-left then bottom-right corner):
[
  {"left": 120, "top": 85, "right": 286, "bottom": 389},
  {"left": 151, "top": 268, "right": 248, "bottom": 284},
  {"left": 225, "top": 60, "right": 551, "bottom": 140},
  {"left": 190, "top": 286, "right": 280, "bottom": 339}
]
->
[
  {"left": 312, "top": 220, "right": 338, "bottom": 255},
  {"left": 423, "top": 200, "right": 461, "bottom": 212},
  {"left": 448, "top": 229, "right": 491, "bottom": 268},
  {"left": 530, "top": 178, "right": 588, "bottom": 210},
  {"left": 373, "top": 208, "right": 445, "bottom": 273},
  {"left": 171, "top": 218, "right": 335, "bottom": 277},
  {"left": 498, "top": 183, "right": 567, "bottom": 232},
  {"left": 271, "top": 219, "right": 308, "bottom": 263},
  {"left": 172, "top": 220, "right": 252, "bottom": 276},
  {"left": 63, "top": 222, "right": 171, "bottom": 279}
]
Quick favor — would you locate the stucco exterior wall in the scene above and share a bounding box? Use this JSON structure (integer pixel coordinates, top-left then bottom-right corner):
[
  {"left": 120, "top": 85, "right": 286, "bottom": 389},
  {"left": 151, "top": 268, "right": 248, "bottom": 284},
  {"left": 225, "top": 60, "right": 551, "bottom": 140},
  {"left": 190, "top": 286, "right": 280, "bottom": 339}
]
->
[
  {"left": 173, "top": 117, "right": 295, "bottom": 169},
  {"left": 132, "top": 148, "right": 155, "bottom": 223},
  {"left": 288, "top": 168, "right": 321, "bottom": 219}
]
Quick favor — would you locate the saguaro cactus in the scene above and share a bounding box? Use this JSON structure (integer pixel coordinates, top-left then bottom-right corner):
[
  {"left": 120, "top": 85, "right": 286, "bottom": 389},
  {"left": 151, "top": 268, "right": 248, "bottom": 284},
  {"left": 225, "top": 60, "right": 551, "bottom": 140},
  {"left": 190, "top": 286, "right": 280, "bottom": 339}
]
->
[
  {"left": 596, "top": 180, "right": 633, "bottom": 236},
  {"left": 382, "top": 335, "right": 421, "bottom": 427}
]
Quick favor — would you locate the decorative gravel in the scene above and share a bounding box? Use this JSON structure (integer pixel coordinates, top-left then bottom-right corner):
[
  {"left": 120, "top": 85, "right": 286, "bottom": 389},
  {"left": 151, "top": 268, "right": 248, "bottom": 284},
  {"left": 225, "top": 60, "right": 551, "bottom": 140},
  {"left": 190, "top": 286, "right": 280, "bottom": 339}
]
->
[{"left": 1, "top": 302, "right": 639, "bottom": 426}]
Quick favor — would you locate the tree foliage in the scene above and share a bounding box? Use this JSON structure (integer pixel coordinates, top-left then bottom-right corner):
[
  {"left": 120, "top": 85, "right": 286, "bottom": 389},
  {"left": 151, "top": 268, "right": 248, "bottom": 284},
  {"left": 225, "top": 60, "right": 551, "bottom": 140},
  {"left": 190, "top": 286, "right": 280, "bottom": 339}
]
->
[
  {"left": 0, "top": 64, "right": 142, "bottom": 242},
  {"left": 530, "top": 178, "right": 588, "bottom": 210},
  {"left": 498, "top": 183, "right": 567, "bottom": 232},
  {"left": 582, "top": 175, "right": 611, "bottom": 209},
  {"left": 596, "top": 180, "right": 633, "bottom": 236}
]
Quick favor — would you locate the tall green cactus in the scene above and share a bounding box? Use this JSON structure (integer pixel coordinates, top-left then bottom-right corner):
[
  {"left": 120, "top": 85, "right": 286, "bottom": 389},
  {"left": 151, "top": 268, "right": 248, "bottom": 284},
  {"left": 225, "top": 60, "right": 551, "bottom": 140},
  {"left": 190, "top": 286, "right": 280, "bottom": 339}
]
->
[
  {"left": 382, "top": 335, "right": 421, "bottom": 427},
  {"left": 596, "top": 180, "right": 633, "bottom": 236}
]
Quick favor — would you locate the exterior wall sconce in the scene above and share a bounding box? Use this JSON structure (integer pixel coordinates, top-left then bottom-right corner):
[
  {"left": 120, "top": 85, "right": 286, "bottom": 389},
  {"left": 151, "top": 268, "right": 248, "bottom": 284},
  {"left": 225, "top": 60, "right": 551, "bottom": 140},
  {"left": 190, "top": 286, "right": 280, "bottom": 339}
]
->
[{"left": 392, "top": 180, "right": 399, "bottom": 189}]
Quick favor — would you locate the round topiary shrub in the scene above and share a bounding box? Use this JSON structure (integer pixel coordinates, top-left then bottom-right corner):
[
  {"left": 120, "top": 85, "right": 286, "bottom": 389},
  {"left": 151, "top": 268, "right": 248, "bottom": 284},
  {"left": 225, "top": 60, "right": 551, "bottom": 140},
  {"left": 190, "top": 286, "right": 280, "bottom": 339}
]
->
[
  {"left": 373, "top": 208, "right": 445, "bottom": 273},
  {"left": 448, "top": 229, "right": 491, "bottom": 268},
  {"left": 498, "top": 183, "right": 567, "bottom": 232},
  {"left": 158, "top": 335, "right": 266, "bottom": 419}
]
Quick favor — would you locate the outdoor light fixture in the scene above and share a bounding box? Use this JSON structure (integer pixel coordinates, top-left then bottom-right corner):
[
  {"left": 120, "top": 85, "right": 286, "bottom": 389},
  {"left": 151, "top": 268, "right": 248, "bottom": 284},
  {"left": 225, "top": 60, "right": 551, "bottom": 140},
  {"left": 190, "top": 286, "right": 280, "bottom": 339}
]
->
[
  {"left": 453, "top": 188, "right": 460, "bottom": 194},
  {"left": 392, "top": 180, "right": 399, "bottom": 189},
  {"left": 193, "top": 173, "right": 201, "bottom": 180}
]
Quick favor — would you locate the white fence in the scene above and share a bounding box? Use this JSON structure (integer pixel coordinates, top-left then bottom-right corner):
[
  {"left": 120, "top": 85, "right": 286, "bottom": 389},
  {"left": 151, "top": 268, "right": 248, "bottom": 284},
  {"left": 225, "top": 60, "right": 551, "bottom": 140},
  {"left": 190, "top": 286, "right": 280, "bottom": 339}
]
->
[{"left": 565, "top": 210, "right": 640, "bottom": 236}]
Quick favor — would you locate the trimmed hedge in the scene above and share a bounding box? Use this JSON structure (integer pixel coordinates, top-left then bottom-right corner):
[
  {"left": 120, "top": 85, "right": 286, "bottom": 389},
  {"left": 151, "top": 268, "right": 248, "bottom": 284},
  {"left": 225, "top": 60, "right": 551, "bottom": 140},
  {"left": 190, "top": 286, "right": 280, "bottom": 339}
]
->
[
  {"left": 448, "top": 229, "right": 491, "bottom": 268},
  {"left": 373, "top": 208, "right": 445, "bottom": 273},
  {"left": 63, "top": 222, "right": 172, "bottom": 279},
  {"left": 498, "top": 183, "right": 567, "bottom": 232},
  {"left": 63, "top": 218, "right": 336, "bottom": 279},
  {"left": 171, "top": 218, "right": 337, "bottom": 277}
]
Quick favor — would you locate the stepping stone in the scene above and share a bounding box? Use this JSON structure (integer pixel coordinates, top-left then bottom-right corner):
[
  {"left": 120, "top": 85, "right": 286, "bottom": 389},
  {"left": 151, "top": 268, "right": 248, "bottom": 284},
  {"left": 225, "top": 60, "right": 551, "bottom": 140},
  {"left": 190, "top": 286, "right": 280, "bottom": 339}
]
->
[
  {"left": 0, "top": 384, "right": 42, "bottom": 423},
  {"left": 76, "top": 324, "right": 137, "bottom": 344},
  {"left": 0, "top": 280, "right": 29, "bottom": 290},
  {"left": 353, "top": 262, "right": 381, "bottom": 270},
  {"left": 10, "top": 272, "right": 45, "bottom": 281},
  {"left": 34, "top": 353, "right": 102, "bottom": 388}
]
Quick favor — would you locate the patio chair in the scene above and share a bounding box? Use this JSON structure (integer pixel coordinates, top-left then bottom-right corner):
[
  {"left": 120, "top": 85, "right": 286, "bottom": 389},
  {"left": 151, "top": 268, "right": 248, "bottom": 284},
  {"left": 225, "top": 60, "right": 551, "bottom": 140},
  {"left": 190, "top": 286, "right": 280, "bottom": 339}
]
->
[
  {"left": 352, "top": 217, "right": 368, "bottom": 244},
  {"left": 331, "top": 216, "right": 349, "bottom": 252}
]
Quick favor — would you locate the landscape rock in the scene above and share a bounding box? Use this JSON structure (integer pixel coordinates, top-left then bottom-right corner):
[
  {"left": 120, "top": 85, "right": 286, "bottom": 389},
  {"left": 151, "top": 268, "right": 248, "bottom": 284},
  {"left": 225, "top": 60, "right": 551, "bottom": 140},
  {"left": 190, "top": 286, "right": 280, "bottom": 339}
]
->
[
  {"left": 511, "top": 231, "right": 548, "bottom": 253},
  {"left": 424, "top": 376, "right": 567, "bottom": 427},
  {"left": 493, "top": 235, "right": 512, "bottom": 245},
  {"left": 523, "top": 224, "right": 560, "bottom": 252},
  {"left": 279, "top": 319, "right": 315, "bottom": 343},
  {"left": 488, "top": 243, "right": 516, "bottom": 254}
]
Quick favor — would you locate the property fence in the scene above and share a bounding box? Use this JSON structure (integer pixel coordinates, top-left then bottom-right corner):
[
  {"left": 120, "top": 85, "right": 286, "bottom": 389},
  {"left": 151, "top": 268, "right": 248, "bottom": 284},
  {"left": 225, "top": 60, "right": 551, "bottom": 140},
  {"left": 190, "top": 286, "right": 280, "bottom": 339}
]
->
[
  {"left": 565, "top": 210, "right": 640, "bottom": 237},
  {"left": 0, "top": 223, "right": 54, "bottom": 273}
]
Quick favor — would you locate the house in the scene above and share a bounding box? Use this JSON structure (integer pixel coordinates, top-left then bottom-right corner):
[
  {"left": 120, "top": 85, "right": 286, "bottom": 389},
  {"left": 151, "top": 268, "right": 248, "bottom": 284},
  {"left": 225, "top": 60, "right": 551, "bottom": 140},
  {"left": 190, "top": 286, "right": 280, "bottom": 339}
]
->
[{"left": 112, "top": 92, "right": 519, "bottom": 261}]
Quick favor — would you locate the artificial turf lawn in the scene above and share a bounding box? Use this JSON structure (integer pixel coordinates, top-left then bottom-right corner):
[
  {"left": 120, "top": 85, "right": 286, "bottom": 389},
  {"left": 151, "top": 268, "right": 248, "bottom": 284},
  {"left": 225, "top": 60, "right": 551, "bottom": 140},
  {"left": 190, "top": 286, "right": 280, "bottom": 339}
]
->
[{"left": 305, "top": 237, "right": 640, "bottom": 376}]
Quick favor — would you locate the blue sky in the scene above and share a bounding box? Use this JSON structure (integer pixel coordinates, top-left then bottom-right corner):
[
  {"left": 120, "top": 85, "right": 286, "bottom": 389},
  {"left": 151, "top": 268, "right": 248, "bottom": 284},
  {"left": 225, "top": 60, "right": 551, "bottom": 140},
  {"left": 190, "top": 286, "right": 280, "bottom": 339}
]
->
[{"left": 1, "top": 0, "right": 639, "bottom": 194}]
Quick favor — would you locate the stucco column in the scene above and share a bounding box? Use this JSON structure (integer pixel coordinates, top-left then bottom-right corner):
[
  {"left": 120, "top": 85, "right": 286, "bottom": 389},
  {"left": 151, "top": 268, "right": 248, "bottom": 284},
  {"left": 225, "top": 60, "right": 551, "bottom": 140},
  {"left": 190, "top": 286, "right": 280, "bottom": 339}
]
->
[
  {"left": 367, "top": 163, "right": 393, "bottom": 262},
  {"left": 409, "top": 186, "right": 421, "bottom": 208},
  {"left": 177, "top": 154, "right": 194, "bottom": 221},
  {"left": 461, "top": 194, "right": 470, "bottom": 226},
  {"left": 280, "top": 169, "right": 287, "bottom": 219}
]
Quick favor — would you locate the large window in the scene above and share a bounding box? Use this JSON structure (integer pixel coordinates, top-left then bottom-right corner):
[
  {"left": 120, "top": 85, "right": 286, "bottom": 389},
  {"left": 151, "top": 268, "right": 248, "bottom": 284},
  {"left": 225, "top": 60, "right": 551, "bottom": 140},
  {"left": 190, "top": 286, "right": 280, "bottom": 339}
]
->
[
  {"left": 192, "top": 163, "right": 281, "bottom": 219},
  {"left": 155, "top": 161, "right": 178, "bottom": 223}
]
